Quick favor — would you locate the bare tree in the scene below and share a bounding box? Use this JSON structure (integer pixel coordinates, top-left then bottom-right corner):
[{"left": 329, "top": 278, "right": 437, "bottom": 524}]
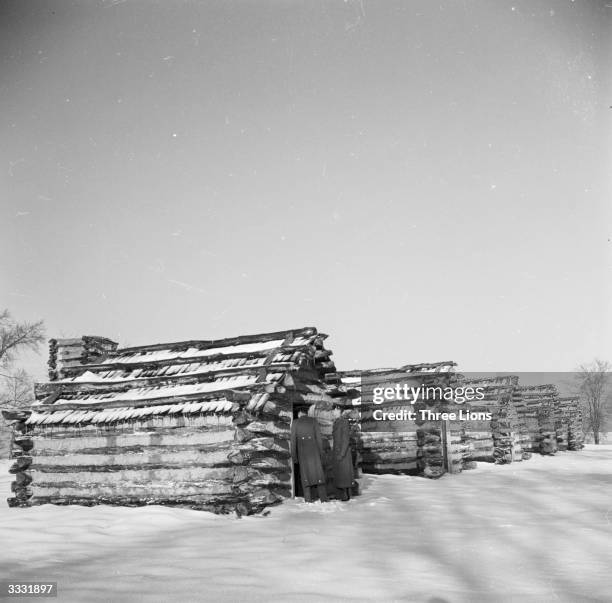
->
[
  {"left": 576, "top": 359, "right": 611, "bottom": 445},
  {"left": 0, "top": 309, "right": 45, "bottom": 368},
  {"left": 0, "top": 310, "right": 44, "bottom": 457},
  {"left": 0, "top": 369, "right": 36, "bottom": 458},
  {"left": 0, "top": 368, "right": 35, "bottom": 410}
]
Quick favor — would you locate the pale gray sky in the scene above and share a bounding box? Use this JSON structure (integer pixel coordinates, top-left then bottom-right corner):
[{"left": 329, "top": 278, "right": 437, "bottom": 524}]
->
[{"left": 2, "top": 0, "right": 611, "bottom": 379}]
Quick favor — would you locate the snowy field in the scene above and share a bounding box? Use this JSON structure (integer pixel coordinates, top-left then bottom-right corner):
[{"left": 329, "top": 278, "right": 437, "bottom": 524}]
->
[{"left": 1, "top": 448, "right": 611, "bottom": 603}]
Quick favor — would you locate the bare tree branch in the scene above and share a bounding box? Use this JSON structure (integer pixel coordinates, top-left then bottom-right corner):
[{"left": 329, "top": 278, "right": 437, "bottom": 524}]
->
[
  {"left": 0, "top": 309, "right": 45, "bottom": 368},
  {"left": 0, "top": 368, "right": 35, "bottom": 410},
  {"left": 0, "top": 367, "right": 35, "bottom": 459}
]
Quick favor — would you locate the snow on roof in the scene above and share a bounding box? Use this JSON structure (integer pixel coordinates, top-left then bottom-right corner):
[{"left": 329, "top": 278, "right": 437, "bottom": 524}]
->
[
  {"left": 106, "top": 339, "right": 289, "bottom": 365},
  {"left": 36, "top": 326, "right": 335, "bottom": 424},
  {"left": 43, "top": 372, "right": 287, "bottom": 407},
  {"left": 25, "top": 397, "right": 239, "bottom": 425},
  {"left": 56, "top": 356, "right": 271, "bottom": 385}
]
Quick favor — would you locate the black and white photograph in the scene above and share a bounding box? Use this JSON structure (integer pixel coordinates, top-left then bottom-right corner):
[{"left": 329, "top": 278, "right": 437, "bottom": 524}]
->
[{"left": 1, "top": 1, "right": 611, "bottom": 601}]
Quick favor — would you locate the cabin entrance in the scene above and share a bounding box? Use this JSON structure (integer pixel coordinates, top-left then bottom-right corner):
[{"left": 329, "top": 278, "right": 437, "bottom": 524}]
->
[
  {"left": 290, "top": 402, "right": 357, "bottom": 500},
  {"left": 291, "top": 403, "right": 310, "bottom": 498}
]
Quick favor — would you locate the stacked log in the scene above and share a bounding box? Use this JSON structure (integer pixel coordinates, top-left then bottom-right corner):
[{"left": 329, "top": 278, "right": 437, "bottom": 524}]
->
[
  {"left": 556, "top": 397, "right": 585, "bottom": 451},
  {"left": 418, "top": 424, "right": 446, "bottom": 478},
  {"left": 514, "top": 384, "right": 558, "bottom": 454},
  {"left": 552, "top": 400, "right": 569, "bottom": 451},
  {"left": 326, "top": 363, "right": 457, "bottom": 478},
  {"left": 2, "top": 410, "right": 33, "bottom": 507},
  {"left": 462, "top": 417, "right": 494, "bottom": 462},
  {"left": 12, "top": 392, "right": 301, "bottom": 514},
  {"left": 358, "top": 431, "right": 421, "bottom": 474},
  {"left": 48, "top": 336, "right": 118, "bottom": 381},
  {"left": 440, "top": 406, "right": 470, "bottom": 473},
  {"left": 509, "top": 385, "right": 526, "bottom": 460},
  {"left": 7, "top": 327, "right": 339, "bottom": 515},
  {"left": 457, "top": 377, "right": 520, "bottom": 465},
  {"left": 537, "top": 399, "right": 559, "bottom": 455}
]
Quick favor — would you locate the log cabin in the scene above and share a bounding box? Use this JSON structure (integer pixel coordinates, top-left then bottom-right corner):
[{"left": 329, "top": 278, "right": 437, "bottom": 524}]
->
[
  {"left": 4, "top": 331, "right": 587, "bottom": 511},
  {"left": 3, "top": 327, "right": 344, "bottom": 514},
  {"left": 515, "top": 384, "right": 560, "bottom": 454},
  {"left": 325, "top": 362, "right": 458, "bottom": 478},
  {"left": 456, "top": 376, "right": 523, "bottom": 467},
  {"left": 555, "top": 396, "right": 584, "bottom": 451}
]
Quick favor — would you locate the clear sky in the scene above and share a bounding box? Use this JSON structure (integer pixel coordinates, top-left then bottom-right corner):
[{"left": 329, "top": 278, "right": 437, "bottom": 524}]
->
[{"left": 2, "top": 0, "right": 611, "bottom": 379}]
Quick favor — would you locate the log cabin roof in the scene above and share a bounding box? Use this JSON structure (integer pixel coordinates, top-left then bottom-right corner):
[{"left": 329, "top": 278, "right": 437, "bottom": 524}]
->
[
  {"left": 329, "top": 361, "right": 457, "bottom": 381},
  {"left": 25, "top": 392, "right": 277, "bottom": 426},
  {"left": 30, "top": 327, "right": 335, "bottom": 426}
]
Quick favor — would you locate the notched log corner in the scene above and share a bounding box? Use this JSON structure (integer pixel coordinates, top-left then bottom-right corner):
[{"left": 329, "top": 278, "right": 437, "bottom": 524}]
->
[{"left": 9, "top": 457, "right": 32, "bottom": 473}]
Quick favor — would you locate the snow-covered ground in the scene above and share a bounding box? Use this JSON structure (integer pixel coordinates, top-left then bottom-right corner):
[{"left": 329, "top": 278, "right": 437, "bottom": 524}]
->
[{"left": 2, "top": 448, "right": 611, "bottom": 603}]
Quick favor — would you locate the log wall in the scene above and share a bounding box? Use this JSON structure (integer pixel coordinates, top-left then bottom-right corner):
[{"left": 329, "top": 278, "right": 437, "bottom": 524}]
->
[
  {"left": 459, "top": 379, "right": 522, "bottom": 466},
  {"left": 7, "top": 399, "right": 294, "bottom": 515},
  {"left": 357, "top": 409, "right": 445, "bottom": 478},
  {"left": 555, "top": 397, "right": 584, "bottom": 451}
]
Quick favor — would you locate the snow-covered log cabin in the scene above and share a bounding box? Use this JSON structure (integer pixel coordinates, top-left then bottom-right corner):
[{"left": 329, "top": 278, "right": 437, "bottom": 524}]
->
[
  {"left": 515, "top": 383, "right": 559, "bottom": 453},
  {"left": 554, "top": 396, "right": 584, "bottom": 451},
  {"left": 4, "top": 327, "right": 339, "bottom": 514},
  {"left": 455, "top": 375, "right": 523, "bottom": 467},
  {"left": 325, "top": 362, "right": 457, "bottom": 478}
]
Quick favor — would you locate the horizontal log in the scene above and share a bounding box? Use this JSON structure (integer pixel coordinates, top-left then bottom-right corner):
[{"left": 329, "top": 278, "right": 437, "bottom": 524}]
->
[
  {"left": 36, "top": 364, "right": 295, "bottom": 397},
  {"left": 360, "top": 423, "right": 420, "bottom": 432},
  {"left": 234, "top": 436, "right": 289, "bottom": 455},
  {"left": 359, "top": 443, "right": 419, "bottom": 453},
  {"left": 30, "top": 387, "right": 256, "bottom": 411},
  {"left": 355, "top": 438, "right": 422, "bottom": 448},
  {"left": 358, "top": 432, "right": 418, "bottom": 442},
  {"left": 55, "top": 349, "right": 302, "bottom": 378},
  {"left": 358, "top": 442, "right": 419, "bottom": 451},
  {"left": 113, "top": 327, "right": 317, "bottom": 355},
  {"left": 32, "top": 466, "right": 251, "bottom": 486},
  {"left": 245, "top": 473, "right": 291, "bottom": 488},
  {"left": 471, "top": 453, "right": 495, "bottom": 462},
  {"left": 29, "top": 488, "right": 289, "bottom": 512},
  {"left": 56, "top": 348, "right": 85, "bottom": 360},
  {"left": 361, "top": 452, "right": 418, "bottom": 463},
  {"left": 244, "top": 421, "right": 290, "bottom": 437},
  {"left": 32, "top": 442, "right": 232, "bottom": 458},
  {"left": 2, "top": 410, "right": 31, "bottom": 421},
  {"left": 471, "top": 438, "right": 495, "bottom": 448},
  {"left": 362, "top": 461, "right": 419, "bottom": 474},
  {"left": 246, "top": 455, "right": 291, "bottom": 471},
  {"left": 30, "top": 448, "right": 233, "bottom": 472},
  {"left": 30, "top": 429, "right": 235, "bottom": 456},
  {"left": 30, "top": 483, "right": 237, "bottom": 499},
  {"left": 25, "top": 496, "right": 244, "bottom": 512},
  {"left": 7, "top": 497, "right": 32, "bottom": 507},
  {"left": 27, "top": 416, "right": 235, "bottom": 436}
]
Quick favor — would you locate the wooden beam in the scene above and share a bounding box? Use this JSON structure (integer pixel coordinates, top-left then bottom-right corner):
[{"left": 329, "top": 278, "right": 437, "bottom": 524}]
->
[{"left": 116, "top": 326, "right": 318, "bottom": 354}]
